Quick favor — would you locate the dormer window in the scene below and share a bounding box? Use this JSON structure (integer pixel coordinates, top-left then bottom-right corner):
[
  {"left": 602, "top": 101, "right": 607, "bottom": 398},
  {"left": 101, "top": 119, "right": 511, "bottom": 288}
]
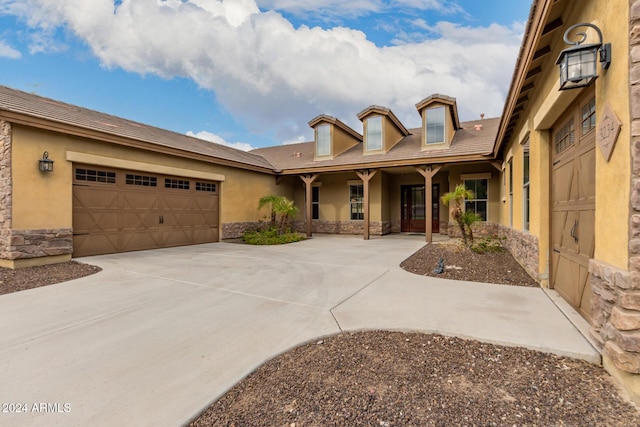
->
[
  {"left": 426, "top": 106, "right": 445, "bottom": 144},
  {"left": 316, "top": 124, "right": 331, "bottom": 156},
  {"left": 365, "top": 116, "right": 383, "bottom": 151}
]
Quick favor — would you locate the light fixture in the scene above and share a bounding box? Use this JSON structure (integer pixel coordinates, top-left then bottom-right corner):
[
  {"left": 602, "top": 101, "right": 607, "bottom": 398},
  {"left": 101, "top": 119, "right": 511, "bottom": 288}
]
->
[
  {"left": 556, "top": 23, "right": 611, "bottom": 91},
  {"left": 39, "top": 151, "right": 54, "bottom": 172}
]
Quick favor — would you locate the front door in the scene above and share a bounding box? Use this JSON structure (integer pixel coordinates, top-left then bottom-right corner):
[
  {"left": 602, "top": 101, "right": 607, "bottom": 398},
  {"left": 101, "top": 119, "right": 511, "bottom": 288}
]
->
[{"left": 401, "top": 184, "right": 439, "bottom": 233}]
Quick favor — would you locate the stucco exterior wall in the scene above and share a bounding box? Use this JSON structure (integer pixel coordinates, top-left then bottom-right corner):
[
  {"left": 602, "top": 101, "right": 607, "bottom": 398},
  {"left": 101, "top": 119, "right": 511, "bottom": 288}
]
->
[{"left": 7, "top": 124, "right": 289, "bottom": 248}]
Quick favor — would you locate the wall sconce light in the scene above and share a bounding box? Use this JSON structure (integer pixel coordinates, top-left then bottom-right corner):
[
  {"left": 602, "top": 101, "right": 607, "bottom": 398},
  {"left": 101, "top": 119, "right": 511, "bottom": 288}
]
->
[
  {"left": 39, "top": 151, "right": 54, "bottom": 172},
  {"left": 556, "top": 22, "right": 611, "bottom": 91}
]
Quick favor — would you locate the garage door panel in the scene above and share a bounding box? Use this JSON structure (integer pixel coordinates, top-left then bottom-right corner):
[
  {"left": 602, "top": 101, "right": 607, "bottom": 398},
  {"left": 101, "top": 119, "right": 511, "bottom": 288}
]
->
[
  {"left": 121, "top": 192, "right": 160, "bottom": 210},
  {"left": 73, "top": 165, "right": 219, "bottom": 257},
  {"left": 73, "top": 187, "right": 119, "bottom": 209}
]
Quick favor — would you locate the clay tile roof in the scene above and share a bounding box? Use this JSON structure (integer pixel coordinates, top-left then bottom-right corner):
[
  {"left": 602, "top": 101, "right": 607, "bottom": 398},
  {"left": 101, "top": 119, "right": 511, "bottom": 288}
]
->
[
  {"left": 252, "top": 117, "right": 500, "bottom": 172},
  {"left": 0, "top": 85, "right": 275, "bottom": 171}
]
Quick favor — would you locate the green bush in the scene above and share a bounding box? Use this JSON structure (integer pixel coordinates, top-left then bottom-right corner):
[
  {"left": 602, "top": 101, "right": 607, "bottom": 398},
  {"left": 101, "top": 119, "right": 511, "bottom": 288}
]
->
[
  {"left": 470, "top": 235, "right": 506, "bottom": 254},
  {"left": 242, "top": 228, "right": 305, "bottom": 245}
]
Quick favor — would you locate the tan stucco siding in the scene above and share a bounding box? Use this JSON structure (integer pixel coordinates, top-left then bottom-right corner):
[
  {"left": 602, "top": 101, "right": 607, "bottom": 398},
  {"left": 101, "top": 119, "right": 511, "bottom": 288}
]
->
[
  {"left": 332, "top": 126, "right": 361, "bottom": 158},
  {"left": 10, "top": 124, "right": 285, "bottom": 231},
  {"left": 295, "top": 172, "right": 382, "bottom": 222},
  {"left": 506, "top": 1, "right": 630, "bottom": 271},
  {"left": 383, "top": 118, "right": 404, "bottom": 152}
]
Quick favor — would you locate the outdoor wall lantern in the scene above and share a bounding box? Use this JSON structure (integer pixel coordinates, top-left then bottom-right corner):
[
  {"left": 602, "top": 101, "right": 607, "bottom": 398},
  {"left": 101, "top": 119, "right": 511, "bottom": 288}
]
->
[
  {"left": 556, "top": 22, "right": 611, "bottom": 91},
  {"left": 38, "top": 151, "right": 54, "bottom": 172}
]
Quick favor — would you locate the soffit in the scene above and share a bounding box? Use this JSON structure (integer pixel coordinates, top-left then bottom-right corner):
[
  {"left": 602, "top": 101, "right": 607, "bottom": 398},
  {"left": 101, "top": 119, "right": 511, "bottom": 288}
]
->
[{"left": 495, "top": 0, "right": 568, "bottom": 156}]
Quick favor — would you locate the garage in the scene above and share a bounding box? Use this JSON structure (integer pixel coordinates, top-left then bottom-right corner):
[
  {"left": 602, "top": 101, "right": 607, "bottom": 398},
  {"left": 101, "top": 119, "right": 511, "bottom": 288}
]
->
[{"left": 72, "top": 164, "right": 219, "bottom": 257}]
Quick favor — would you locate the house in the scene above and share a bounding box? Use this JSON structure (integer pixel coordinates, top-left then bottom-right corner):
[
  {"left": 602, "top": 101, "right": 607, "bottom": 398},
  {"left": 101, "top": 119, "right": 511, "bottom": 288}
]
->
[
  {"left": 0, "top": 86, "right": 501, "bottom": 270},
  {"left": 252, "top": 95, "right": 501, "bottom": 243},
  {"left": 494, "top": 0, "right": 640, "bottom": 401},
  {"left": 3, "top": 0, "right": 640, "bottom": 401}
]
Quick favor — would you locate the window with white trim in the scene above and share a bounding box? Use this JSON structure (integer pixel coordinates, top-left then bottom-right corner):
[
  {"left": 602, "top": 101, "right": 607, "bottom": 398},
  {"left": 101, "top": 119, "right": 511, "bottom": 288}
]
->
[
  {"left": 349, "top": 185, "right": 364, "bottom": 220},
  {"left": 426, "top": 106, "right": 445, "bottom": 144},
  {"left": 316, "top": 124, "right": 331, "bottom": 156},
  {"left": 365, "top": 116, "right": 382, "bottom": 151},
  {"left": 464, "top": 179, "right": 488, "bottom": 221}
]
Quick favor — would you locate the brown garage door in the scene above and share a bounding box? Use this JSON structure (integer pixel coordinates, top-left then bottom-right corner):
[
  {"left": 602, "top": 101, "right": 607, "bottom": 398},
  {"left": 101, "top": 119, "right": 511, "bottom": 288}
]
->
[
  {"left": 72, "top": 165, "right": 219, "bottom": 257},
  {"left": 551, "top": 91, "right": 596, "bottom": 321}
]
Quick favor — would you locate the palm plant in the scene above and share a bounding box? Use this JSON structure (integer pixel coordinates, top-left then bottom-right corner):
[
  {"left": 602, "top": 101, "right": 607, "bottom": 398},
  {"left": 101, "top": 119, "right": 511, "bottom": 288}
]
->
[
  {"left": 258, "top": 194, "right": 280, "bottom": 226},
  {"left": 441, "top": 184, "right": 480, "bottom": 245},
  {"left": 274, "top": 196, "right": 299, "bottom": 234}
]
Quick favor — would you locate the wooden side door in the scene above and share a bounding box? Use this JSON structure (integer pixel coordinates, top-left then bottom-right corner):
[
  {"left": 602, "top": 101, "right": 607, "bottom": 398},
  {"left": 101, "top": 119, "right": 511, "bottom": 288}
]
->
[{"left": 551, "top": 90, "right": 596, "bottom": 321}]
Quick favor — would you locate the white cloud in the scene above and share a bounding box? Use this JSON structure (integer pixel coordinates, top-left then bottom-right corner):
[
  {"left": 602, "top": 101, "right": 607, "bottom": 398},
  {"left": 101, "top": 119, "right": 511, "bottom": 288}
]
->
[
  {"left": 0, "top": 39, "right": 21, "bottom": 58},
  {"left": 186, "top": 130, "right": 255, "bottom": 152},
  {"left": 1, "top": 0, "right": 523, "bottom": 143},
  {"left": 282, "top": 135, "right": 308, "bottom": 145}
]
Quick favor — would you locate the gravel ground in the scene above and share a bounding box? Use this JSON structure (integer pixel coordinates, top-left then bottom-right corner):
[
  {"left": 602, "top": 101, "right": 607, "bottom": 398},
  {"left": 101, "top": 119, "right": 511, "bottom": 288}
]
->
[
  {"left": 3, "top": 246, "right": 640, "bottom": 426},
  {"left": 0, "top": 261, "right": 101, "bottom": 295},
  {"left": 191, "top": 331, "right": 640, "bottom": 427},
  {"left": 400, "top": 241, "right": 539, "bottom": 287}
]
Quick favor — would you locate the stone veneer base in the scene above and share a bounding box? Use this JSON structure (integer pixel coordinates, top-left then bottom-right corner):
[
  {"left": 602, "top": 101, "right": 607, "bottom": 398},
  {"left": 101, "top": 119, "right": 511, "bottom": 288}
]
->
[
  {"left": 447, "top": 222, "right": 540, "bottom": 283},
  {"left": 0, "top": 228, "right": 73, "bottom": 262}
]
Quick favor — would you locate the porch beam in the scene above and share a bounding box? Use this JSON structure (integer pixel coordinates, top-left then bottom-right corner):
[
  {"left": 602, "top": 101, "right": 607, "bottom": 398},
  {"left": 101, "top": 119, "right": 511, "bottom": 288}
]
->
[
  {"left": 300, "top": 174, "right": 319, "bottom": 237},
  {"left": 355, "top": 169, "right": 378, "bottom": 240},
  {"left": 415, "top": 166, "right": 441, "bottom": 243}
]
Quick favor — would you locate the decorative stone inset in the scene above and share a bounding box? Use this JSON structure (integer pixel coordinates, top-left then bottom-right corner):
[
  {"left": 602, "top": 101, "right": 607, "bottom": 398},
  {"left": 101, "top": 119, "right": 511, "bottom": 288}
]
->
[{"left": 597, "top": 103, "right": 622, "bottom": 162}]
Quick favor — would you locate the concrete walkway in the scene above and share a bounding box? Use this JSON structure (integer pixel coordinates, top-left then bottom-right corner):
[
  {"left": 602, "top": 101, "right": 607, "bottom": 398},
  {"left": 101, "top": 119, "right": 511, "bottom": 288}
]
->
[{"left": 0, "top": 235, "right": 599, "bottom": 427}]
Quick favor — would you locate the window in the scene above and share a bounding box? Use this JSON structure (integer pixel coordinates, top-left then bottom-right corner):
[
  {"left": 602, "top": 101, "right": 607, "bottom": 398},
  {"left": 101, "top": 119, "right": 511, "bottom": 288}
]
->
[
  {"left": 582, "top": 96, "right": 596, "bottom": 135},
  {"left": 126, "top": 174, "right": 157, "bottom": 187},
  {"left": 508, "top": 158, "right": 513, "bottom": 227},
  {"left": 554, "top": 119, "right": 575, "bottom": 154},
  {"left": 196, "top": 182, "right": 217, "bottom": 193},
  {"left": 365, "top": 116, "right": 383, "bottom": 151},
  {"left": 523, "top": 149, "right": 530, "bottom": 231},
  {"left": 316, "top": 124, "right": 331, "bottom": 156},
  {"left": 75, "top": 168, "right": 116, "bottom": 184},
  {"left": 165, "top": 178, "right": 190, "bottom": 189},
  {"left": 312, "top": 186, "right": 320, "bottom": 220},
  {"left": 349, "top": 185, "right": 364, "bottom": 220},
  {"left": 464, "top": 179, "right": 488, "bottom": 221},
  {"left": 426, "top": 106, "right": 445, "bottom": 144}
]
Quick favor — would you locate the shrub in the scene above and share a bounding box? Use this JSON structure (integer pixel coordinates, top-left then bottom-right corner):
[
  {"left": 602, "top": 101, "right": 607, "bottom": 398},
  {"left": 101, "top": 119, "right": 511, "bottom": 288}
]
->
[
  {"left": 470, "top": 235, "right": 506, "bottom": 254},
  {"left": 242, "top": 228, "right": 305, "bottom": 245}
]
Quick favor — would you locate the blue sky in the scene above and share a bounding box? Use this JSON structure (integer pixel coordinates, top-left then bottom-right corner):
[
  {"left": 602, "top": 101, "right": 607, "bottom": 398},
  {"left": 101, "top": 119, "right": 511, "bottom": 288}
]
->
[{"left": 0, "top": 0, "right": 531, "bottom": 150}]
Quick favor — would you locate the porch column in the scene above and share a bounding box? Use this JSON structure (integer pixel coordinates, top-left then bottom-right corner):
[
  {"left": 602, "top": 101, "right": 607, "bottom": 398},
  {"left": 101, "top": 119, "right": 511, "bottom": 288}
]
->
[
  {"left": 416, "top": 165, "right": 442, "bottom": 243},
  {"left": 300, "top": 174, "right": 319, "bottom": 237},
  {"left": 355, "top": 169, "right": 378, "bottom": 240}
]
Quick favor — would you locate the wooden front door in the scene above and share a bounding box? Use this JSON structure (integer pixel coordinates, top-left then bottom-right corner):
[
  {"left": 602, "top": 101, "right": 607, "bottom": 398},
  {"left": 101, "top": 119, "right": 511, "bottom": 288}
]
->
[
  {"left": 551, "top": 91, "right": 596, "bottom": 321},
  {"left": 401, "top": 184, "right": 439, "bottom": 233}
]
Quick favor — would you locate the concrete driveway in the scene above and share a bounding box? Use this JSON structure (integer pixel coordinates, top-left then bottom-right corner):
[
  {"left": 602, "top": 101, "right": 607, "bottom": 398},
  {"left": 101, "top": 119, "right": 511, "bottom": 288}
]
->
[{"left": 0, "top": 235, "right": 598, "bottom": 427}]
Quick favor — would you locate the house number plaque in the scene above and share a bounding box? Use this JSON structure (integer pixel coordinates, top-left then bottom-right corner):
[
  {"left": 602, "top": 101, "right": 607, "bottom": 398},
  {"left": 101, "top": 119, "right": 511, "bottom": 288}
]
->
[{"left": 597, "top": 103, "right": 621, "bottom": 162}]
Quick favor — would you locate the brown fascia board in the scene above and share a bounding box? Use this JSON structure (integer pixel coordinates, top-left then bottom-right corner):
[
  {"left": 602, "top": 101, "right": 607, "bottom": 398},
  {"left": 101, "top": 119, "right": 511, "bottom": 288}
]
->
[
  {"left": 276, "top": 153, "right": 494, "bottom": 175},
  {"left": 356, "top": 105, "right": 410, "bottom": 136},
  {"left": 307, "top": 114, "right": 363, "bottom": 141},
  {"left": 493, "top": 0, "right": 551, "bottom": 157},
  {"left": 1, "top": 110, "right": 277, "bottom": 175},
  {"left": 414, "top": 94, "right": 461, "bottom": 130}
]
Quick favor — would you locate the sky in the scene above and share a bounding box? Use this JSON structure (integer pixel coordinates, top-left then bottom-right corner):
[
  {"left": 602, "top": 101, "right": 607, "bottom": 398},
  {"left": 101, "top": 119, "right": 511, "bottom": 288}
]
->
[{"left": 0, "top": 0, "right": 531, "bottom": 151}]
